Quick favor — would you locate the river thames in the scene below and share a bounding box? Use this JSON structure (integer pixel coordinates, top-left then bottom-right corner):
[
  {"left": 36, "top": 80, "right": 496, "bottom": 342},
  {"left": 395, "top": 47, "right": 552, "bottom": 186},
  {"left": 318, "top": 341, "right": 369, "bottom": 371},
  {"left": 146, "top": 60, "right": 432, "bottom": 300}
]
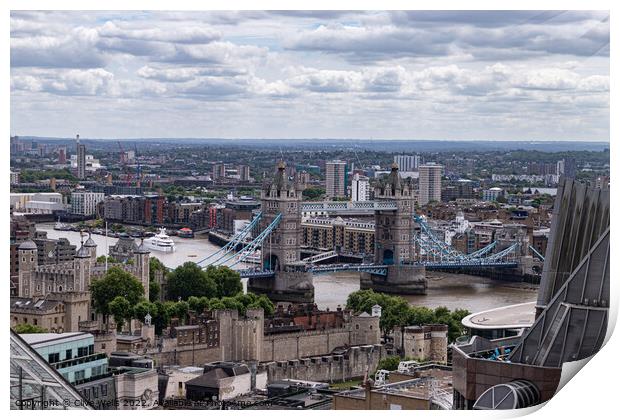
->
[{"left": 37, "top": 223, "right": 538, "bottom": 313}]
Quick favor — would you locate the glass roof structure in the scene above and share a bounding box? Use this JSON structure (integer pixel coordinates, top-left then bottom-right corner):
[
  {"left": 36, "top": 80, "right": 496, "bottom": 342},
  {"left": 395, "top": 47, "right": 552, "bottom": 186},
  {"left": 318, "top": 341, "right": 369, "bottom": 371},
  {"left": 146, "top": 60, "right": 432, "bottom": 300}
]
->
[{"left": 10, "top": 329, "right": 92, "bottom": 410}]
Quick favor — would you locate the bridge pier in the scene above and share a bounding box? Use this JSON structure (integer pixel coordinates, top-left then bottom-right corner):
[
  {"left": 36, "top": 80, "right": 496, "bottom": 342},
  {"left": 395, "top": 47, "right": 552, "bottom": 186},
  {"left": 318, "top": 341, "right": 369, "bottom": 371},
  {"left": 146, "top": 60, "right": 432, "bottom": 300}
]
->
[
  {"left": 360, "top": 265, "right": 427, "bottom": 295},
  {"left": 247, "top": 269, "right": 314, "bottom": 303}
]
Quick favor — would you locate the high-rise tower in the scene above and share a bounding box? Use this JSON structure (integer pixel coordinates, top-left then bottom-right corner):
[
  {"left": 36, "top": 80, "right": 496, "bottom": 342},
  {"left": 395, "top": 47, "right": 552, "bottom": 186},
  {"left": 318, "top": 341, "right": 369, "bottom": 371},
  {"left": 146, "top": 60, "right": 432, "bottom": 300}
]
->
[{"left": 76, "top": 134, "right": 86, "bottom": 180}]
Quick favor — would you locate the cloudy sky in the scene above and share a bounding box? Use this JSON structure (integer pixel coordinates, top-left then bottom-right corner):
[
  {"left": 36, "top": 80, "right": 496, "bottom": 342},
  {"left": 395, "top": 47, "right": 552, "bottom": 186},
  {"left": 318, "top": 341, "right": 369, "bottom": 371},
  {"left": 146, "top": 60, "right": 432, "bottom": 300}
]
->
[{"left": 10, "top": 10, "right": 609, "bottom": 141}]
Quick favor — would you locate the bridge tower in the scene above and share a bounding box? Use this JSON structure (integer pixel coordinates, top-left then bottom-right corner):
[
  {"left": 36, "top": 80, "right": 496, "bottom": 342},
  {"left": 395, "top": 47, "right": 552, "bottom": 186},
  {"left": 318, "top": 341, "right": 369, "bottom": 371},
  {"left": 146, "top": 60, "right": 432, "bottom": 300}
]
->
[
  {"left": 247, "top": 161, "right": 313, "bottom": 302},
  {"left": 361, "top": 163, "right": 427, "bottom": 294},
  {"left": 373, "top": 162, "right": 416, "bottom": 265}
]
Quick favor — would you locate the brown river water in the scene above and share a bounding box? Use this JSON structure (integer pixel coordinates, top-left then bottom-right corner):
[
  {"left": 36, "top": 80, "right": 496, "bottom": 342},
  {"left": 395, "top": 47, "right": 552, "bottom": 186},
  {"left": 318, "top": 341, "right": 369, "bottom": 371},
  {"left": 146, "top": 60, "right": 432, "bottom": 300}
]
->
[{"left": 38, "top": 223, "right": 538, "bottom": 314}]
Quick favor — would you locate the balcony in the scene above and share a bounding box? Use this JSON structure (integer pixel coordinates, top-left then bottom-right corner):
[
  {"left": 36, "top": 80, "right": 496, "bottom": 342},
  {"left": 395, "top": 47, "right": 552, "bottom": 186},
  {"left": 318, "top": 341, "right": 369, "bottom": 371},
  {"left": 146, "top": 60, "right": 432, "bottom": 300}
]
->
[{"left": 51, "top": 352, "right": 107, "bottom": 370}]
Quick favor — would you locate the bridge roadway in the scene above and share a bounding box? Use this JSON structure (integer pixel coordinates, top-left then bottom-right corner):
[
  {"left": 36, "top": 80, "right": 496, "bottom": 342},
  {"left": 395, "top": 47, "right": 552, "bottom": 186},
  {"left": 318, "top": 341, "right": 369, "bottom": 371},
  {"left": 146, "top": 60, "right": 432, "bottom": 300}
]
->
[{"left": 236, "top": 260, "right": 519, "bottom": 279}]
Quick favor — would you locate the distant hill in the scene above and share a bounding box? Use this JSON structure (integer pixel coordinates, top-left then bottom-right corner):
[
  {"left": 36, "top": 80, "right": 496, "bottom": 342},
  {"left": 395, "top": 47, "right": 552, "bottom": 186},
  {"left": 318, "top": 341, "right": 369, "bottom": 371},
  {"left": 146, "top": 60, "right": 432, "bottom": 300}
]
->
[{"left": 14, "top": 136, "right": 609, "bottom": 152}]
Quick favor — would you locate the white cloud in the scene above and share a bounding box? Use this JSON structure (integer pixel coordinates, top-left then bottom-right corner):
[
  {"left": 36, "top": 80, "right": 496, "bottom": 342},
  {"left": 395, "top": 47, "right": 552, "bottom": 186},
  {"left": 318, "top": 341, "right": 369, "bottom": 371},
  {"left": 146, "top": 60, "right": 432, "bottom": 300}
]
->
[{"left": 9, "top": 11, "right": 609, "bottom": 140}]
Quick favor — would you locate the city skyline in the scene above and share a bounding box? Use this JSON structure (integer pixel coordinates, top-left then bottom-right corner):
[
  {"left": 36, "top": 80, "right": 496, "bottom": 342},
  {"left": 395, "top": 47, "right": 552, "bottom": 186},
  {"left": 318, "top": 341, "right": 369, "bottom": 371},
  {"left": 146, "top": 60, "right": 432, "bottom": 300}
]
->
[{"left": 11, "top": 10, "right": 610, "bottom": 141}]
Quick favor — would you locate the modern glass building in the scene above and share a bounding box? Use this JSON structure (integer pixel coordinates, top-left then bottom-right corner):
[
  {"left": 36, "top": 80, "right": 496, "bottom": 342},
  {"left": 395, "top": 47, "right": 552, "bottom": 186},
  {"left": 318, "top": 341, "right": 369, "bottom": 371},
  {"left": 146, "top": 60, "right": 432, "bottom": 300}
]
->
[
  {"left": 20, "top": 332, "right": 108, "bottom": 384},
  {"left": 10, "top": 330, "right": 92, "bottom": 410}
]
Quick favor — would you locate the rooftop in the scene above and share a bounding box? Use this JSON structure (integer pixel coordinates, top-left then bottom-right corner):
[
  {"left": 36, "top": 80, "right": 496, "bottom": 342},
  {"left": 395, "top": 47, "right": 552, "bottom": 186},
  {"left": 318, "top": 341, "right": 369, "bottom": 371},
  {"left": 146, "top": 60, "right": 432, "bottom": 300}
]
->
[
  {"left": 461, "top": 301, "right": 536, "bottom": 331},
  {"left": 20, "top": 332, "right": 92, "bottom": 346}
]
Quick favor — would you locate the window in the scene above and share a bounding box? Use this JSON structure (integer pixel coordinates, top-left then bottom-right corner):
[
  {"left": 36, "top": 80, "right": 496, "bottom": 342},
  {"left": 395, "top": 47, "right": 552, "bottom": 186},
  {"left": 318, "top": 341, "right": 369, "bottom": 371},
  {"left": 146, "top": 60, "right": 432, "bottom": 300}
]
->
[
  {"left": 88, "top": 344, "right": 94, "bottom": 355},
  {"left": 65, "top": 349, "right": 72, "bottom": 360},
  {"left": 74, "top": 370, "right": 85, "bottom": 381},
  {"left": 33, "top": 319, "right": 38, "bottom": 325},
  {"left": 78, "top": 346, "right": 88, "bottom": 357},
  {"left": 48, "top": 353, "right": 60, "bottom": 363}
]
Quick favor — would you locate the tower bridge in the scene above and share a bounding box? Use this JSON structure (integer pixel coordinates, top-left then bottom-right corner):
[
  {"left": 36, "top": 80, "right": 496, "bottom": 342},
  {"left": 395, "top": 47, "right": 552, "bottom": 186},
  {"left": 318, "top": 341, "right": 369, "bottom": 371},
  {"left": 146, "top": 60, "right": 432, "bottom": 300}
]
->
[{"left": 196, "top": 162, "right": 525, "bottom": 302}]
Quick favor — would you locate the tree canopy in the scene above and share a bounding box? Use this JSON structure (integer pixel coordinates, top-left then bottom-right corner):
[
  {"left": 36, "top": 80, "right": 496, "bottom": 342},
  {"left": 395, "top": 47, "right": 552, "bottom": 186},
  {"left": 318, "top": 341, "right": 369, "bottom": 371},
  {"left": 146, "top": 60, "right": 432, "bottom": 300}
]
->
[
  {"left": 204, "top": 265, "right": 243, "bottom": 297},
  {"left": 346, "top": 289, "right": 470, "bottom": 342},
  {"left": 166, "top": 262, "right": 242, "bottom": 301},
  {"left": 166, "top": 262, "right": 216, "bottom": 300},
  {"left": 13, "top": 324, "right": 47, "bottom": 334},
  {"left": 90, "top": 266, "right": 145, "bottom": 316},
  {"left": 109, "top": 296, "right": 132, "bottom": 332}
]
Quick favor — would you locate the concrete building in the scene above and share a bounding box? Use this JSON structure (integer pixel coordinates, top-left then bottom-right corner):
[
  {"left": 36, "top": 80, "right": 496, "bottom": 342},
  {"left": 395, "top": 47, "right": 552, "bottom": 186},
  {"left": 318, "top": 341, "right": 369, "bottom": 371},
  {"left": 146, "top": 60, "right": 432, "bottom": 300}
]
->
[
  {"left": 334, "top": 366, "right": 453, "bottom": 410},
  {"left": 301, "top": 216, "right": 374, "bottom": 257},
  {"left": 351, "top": 173, "right": 370, "bottom": 202},
  {"left": 34, "top": 236, "right": 76, "bottom": 266},
  {"left": 482, "top": 187, "right": 504, "bottom": 202},
  {"left": 238, "top": 164, "right": 251, "bottom": 181},
  {"left": 76, "top": 134, "right": 86, "bottom": 179},
  {"left": 325, "top": 160, "right": 347, "bottom": 199},
  {"left": 394, "top": 155, "right": 420, "bottom": 171},
  {"left": 57, "top": 146, "right": 67, "bottom": 164},
  {"left": 10, "top": 192, "right": 64, "bottom": 213},
  {"left": 418, "top": 163, "right": 443, "bottom": 206},
  {"left": 10, "top": 171, "right": 20, "bottom": 184},
  {"left": 185, "top": 362, "right": 267, "bottom": 402},
  {"left": 71, "top": 191, "right": 105, "bottom": 216},
  {"left": 212, "top": 163, "right": 226, "bottom": 180},
  {"left": 556, "top": 158, "right": 576, "bottom": 178}
]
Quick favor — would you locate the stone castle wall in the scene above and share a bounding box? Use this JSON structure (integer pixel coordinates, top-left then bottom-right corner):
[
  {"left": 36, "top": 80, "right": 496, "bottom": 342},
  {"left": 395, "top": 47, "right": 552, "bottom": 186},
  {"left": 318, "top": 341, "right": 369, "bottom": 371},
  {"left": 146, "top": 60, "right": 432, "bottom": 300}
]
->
[{"left": 262, "top": 344, "right": 386, "bottom": 383}]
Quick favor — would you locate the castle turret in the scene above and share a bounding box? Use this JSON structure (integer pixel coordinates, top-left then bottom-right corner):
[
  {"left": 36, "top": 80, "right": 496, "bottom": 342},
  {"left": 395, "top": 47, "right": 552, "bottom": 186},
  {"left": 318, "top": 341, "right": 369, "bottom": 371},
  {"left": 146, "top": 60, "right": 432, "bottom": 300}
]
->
[
  {"left": 84, "top": 232, "right": 97, "bottom": 265},
  {"left": 18, "top": 240, "right": 38, "bottom": 298},
  {"left": 134, "top": 239, "right": 150, "bottom": 299},
  {"left": 74, "top": 238, "right": 92, "bottom": 293}
]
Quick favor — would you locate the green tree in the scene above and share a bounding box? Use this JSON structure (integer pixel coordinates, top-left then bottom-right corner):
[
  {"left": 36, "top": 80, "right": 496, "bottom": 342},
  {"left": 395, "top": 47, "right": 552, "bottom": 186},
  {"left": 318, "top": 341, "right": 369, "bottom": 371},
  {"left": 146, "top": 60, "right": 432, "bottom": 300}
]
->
[
  {"left": 173, "top": 301, "right": 190, "bottom": 324},
  {"left": 221, "top": 296, "right": 245, "bottom": 313},
  {"left": 248, "top": 295, "right": 275, "bottom": 316},
  {"left": 188, "top": 296, "right": 210, "bottom": 314},
  {"left": 109, "top": 296, "right": 132, "bottom": 332},
  {"left": 166, "top": 262, "right": 216, "bottom": 300},
  {"left": 302, "top": 187, "right": 325, "bottom": 201},
  {"left": 208, "top": 298, "right": 226, "bottom": 311},
  {"left": 152, "top": 301, "right": 171, "bottom": 335},
  {"left": 149, "top": 281, "right": 160, "bottom": 302},
  {"left": 346, "top": 290, "right": 470, "bottom": 342},
  {"left": 90, "top": 267, "right": 144, "bottom": 316},
  {"left": 149, "top": 256, "right": 169, "bottom": 282},
  {"left": 376, "top": 356, "right": 401, "bottom": 372},
  {"left": 13, "top": 324, "right": 47, "bottom": 334},
  {"left": 205, "top": 265, "right": 242, "bottom": 298},
  {"left": 133, "top": 300, "right": 156, "bottom": 323},
  {"left": 96, "top": 255, "right": 118, "bottom": 264}
]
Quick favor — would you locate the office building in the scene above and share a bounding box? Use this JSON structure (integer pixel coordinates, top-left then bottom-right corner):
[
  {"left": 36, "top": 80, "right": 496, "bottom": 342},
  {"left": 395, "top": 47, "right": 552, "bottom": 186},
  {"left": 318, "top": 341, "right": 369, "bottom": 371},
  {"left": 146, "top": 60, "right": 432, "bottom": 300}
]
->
[
  {"left": 325, "top": 160, "right": 347, "bottom": 199},
  {"left": 394, "top": 155, "right": 420, "bottom": 171},
  {"left": 70, "top": 191, "right": 105, "bottom": 216},
  {"left": 20, "top": 332, "right": 108, "bottom": 384},
  {"left": 418, "top": 163, "right": 443, "bottom": 205},
  {"left": 351, "top": 173, "right": 370, "bottom": 202}
]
